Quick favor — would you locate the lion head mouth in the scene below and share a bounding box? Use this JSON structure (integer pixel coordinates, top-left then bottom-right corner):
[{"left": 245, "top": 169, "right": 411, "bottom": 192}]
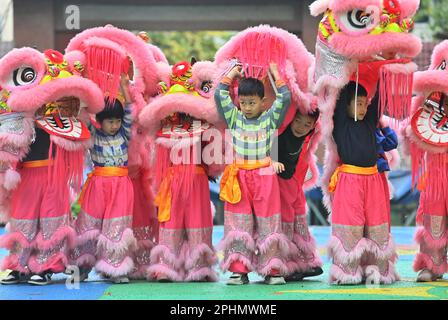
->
[
  {"left": 412, "top": 92, "right": 448, "bottom": 146},
  {"left": 158, "top": 112, "right": 212, "bottom": 138}
]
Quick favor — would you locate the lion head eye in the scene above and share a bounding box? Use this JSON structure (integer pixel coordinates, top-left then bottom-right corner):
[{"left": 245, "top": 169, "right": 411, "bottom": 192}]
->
[
  {"left": 12, "top": 67, "right": 37, "bottom": 86},
  {"left": 201, "top": 81, "right": 212, "bottom": 93}
]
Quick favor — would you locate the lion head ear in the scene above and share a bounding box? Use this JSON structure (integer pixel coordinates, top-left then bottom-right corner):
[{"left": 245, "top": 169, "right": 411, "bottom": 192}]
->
[{"left": 190, "top": 57, "right": 198, "bottom": 66}]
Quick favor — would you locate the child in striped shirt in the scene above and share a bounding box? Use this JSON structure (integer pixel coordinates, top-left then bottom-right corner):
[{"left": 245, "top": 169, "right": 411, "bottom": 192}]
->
[
  {"left": 216, "top": 63, "right": 291, "bottom": 285},
  {"left": 71, "top": 74, "right": 137, "bottom": 284}
]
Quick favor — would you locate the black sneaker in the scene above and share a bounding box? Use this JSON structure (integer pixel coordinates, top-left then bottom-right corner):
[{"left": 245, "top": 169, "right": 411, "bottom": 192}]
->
[
  {"left": 227, "top": 273, "right": 249, "bottom": 285},
  {"left": 28, "top": 273, "right": 52, "bottom": 286},
  {"left": 1, "top": 271, "right": 22, "bottom": 285},
  {"left": 285, "top": 267, "right": 324, "bottom": 282}
]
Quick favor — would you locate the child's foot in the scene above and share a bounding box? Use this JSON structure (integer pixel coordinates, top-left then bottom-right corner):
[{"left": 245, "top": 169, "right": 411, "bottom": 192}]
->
[
  {"left": 264, "top": 275, "right": 286, "bottom": 285},
  {"left": 417, "top": 269, "right": 441, "bottom": 282},
  {"left": 111, "top": 276, "right": 129, "bottom": 284},
  {"left": 79, "top": 267, "right": 91, "bottom": 282},
  {"left": 28, "top": 273, "right": 52, "bottom": 286},
  {"left": 1, "top": 271, "right": 23, "bottom": 285},
  {"left": 227, "top": 273, "right": 249, "bottom": 285},
  {"left": 154, "top": 272, "right": 173, "bottom": 283}
]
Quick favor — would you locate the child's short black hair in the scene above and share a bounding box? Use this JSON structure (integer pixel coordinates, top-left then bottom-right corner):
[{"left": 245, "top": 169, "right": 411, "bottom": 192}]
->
[
  {"left": 346, "top": 81, "right": 368, "bottom": 104},
  {"left": 238, "top": 77, "right": 264, "bottom": 98},
  {"left": 96, "top": 98, "right": 125, "bottom": 123},
  {"left": 295, "top": 109, "right": 320, "bottom": 122}
]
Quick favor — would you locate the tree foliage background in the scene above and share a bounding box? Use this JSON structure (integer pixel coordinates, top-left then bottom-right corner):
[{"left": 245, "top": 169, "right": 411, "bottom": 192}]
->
[
  {"left": 148, "top": 31, "right": 236, "bottom": 64},
  {"left": 415, "top": 0, "right": 448, "bottom": 40}
]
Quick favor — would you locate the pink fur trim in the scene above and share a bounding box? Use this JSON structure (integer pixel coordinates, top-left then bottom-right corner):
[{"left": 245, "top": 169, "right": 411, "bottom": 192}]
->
[
  {"left": 217, "top": 230, "right": 256, "bottom": 252},
  {"left": 257, "top": 257, "right": 289, "bottom": 276},
  {"left": 149, "top": 244, "right": 184, "bottom": 270},
  {"left": 365, "top": 262, "right": 400, "bottom": 284},
  {"left": 309, "top": 0, "right": 330, "bottom": 16},
  {"left": 7, "top": 76, "right": 104, "bottom": 114},
  {"left": 400, "top": 0, "right": 420, "bottom": 18},
  {"left": 50, "top": 135, "right": 93, "bottom": 152},
  {"left": 365, "top": 235, "right": 397, "bottom": 261},
  {"left": 413, "top": 70, "right": 448, "bottom": 95},
  {"left": 64, "top": 50, "right": 86, "bottom": 70},
  {"left": 148, "top": 44, "right": 168, "bottom": 64},
  {"left": 407, "top": 126, "right": 448, "bottom": 154},
  {"left": 329, "top": 264, "right": 363, "bottom": 285},
  {"left": 414, "top": 226, "right": 448, "bottom": 250},
  {"left": 327, "top": 235, "right": 369, "bottom": 263},
  {"left": 128, "top": 265, "right": 150, "bottom": 280},
  {"left": 1, "top": 254, "right": 29, "bottom": 273},
  {"left": 185, "top": 267, "right": 219, "bottom": 282},
  {"left": 66, "top": 25, "right": 160, "bottom": 97},
  {"left": 0, "top": 47, "right": 46, "bottom": 90},
  {"left": 146, "top": 263, "right": 184, "bottom": 282},
  {"left": 28, "top": 251, "right": 69, "bottom": 274},
  {"left": 3, "top": 169, "right": 21, "bottom": 191},
  {"left": 139, "top": 94, "right": 222, "bottom": 135},
  {"left": 75, "top": 229, "right": 101, "bottom": 246},
  {"left": 33, "top": 226, "right": 77, "bottom": 251},
  {"left": 413, "top": 252, "right": 447, "bottom": 275},
  {"left": 257, "top": 233, "right": 290, "bottom": 257},
  {"left": 184, "top": 243, "right": 217, "bottom": 270},
  {"left": 0, "top": 230, "right": 34, "bottom": 250},
  {"left": 95, "top": 256, "right": 134, "bottom": 277},
  {"left": 329, "top": 0, "right": 378, "bottom": 14},
  {"left": 292, "top": 232, "right": 320, "bottom": 257},
  {"left": 220, "top": 252, "right": 254, "bottom": 273},
  {"left": 429, "top": 40, "right": 448, "bottom": 70},
  {"left": 329, "top": 32, "right": 422, "bottom": 59},
  {"left": 73, "top": 253, "right": 96, "bottom": 268},
  {"left": 97, "top": 228, "right": 137, "bottom": 255}
]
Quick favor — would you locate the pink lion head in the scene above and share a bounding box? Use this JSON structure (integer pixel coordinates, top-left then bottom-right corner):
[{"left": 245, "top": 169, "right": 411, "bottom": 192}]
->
[
  {"left": 407, "top": 40, "right": 448, "bottom": 153},
  {"left": 138, "top": 59, "right": 226, "bottom": 180}
]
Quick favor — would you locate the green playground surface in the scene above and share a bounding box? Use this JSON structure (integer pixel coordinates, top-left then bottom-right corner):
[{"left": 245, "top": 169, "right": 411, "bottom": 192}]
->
[{"left": 1, "top": 226, "right": 447, "bottom": 300}]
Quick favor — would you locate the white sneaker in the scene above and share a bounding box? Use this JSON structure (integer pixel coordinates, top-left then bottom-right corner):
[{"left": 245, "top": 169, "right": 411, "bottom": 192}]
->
[
  {"left": 417, "top": 269, "right": 440, "bottom": 282},
  {"left": 111, "top": 276, "right": 129, "bottom": 284},
  {"left": 227, "top": 273, "right": 249, "bottom": 285},
  {"left": 28, "top": 273, "right": 52, "bottom": 286},
  {"left": 264, "top": 275, "right": 286, "bottom": 285}
]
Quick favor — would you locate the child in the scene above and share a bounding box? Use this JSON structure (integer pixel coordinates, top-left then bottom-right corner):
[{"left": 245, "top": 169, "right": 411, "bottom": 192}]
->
[
  {"left": 328, "top": 74, "right": 399, "bottom": 285},
  {"left": 216, "top": 63, "right": 291, "bottom": 285},
  {"left": 71, "top": 74, "right": 136, "bottom": 284},
  {"left": 271, "top": 109, "right": 323, "bottom": 281}
]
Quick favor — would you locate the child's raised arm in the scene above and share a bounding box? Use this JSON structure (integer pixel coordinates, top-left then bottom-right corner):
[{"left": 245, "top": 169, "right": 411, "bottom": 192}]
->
[
  {"left": 119, "top": 73, "right": 133, "bottom": 140},
  {"left": 214, "top": 65, "right": 242, "bottom": 128},
  {"left": 263, "top": 63, "right": 291, "bottom": 128}
]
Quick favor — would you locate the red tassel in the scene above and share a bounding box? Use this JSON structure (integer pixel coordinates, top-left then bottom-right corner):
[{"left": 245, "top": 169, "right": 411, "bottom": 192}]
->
[
  {"left": 86, "top": 46, "right": 124, "bottom": 103},
  {"left": 379, "top": 67, "right": 413, "bottom": 120},
  {"left": 237, "top": 31, "right": 287, "bottom": 80}
]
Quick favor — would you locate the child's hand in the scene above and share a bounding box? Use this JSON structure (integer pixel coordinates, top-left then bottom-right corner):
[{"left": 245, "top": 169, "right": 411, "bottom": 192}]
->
[
  {"left": 120, "top": 73, "right": 132, "bottom": 104},
  {"left": 269, "top": 63, "right": 280, "bottom": 81},
  {"left": 273, "top": 161, "right": 285, "bottom": 174},
  {"left": 379, "top": 116, "right": 387, "bottom": 129},
  {"left": 226, "top": 65, "right": 242, "bottom": 80}
]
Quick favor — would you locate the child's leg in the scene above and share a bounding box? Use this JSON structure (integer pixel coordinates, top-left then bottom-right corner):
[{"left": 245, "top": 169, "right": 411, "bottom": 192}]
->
[
  {"left": 28, "top": 171, "right": 75, "bottom": 275},
  {"left": 129, "top": 176, "right": 157, "bottom": 280},
  {"left": 364, "top": 172, "right": 399, "bottom": 284},
  {"left": 147, "top": 172, "right": 188, "bottom": 282},
  {"left": 94, "top": 176, "right": 136, "bottom": 278},
  {"left": 252, "top": 167, "right": 289, "bottom": 277},
  {"left": 291, "top": 185, "right": 322, "bottom": 274},
  {"left": 219, "top": 169, "right": 256, "bottom": 275},
  {"left": 0, "top": 167, "right": 44, "bottom": 274},
  {"left": 278, "top": 177, "right": 300, "bottom": 275},
  {"left": 330, "top": 172, "right": 368, "bottom": 285},
  {"left": 184, "top": 172, "right": 218, "bottom": 282},
  {"left": 71, "top": 176, "right": 106, "bottom": 272},
  {"left": 413, "top": 190, "right": 448, "bottom": 277}
]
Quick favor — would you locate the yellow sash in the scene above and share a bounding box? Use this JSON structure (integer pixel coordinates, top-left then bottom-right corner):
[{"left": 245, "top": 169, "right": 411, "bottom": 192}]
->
[
  {"left": 155, "top": 166, "right": 206, "bottom": 223},
  {"left": 328, "top": 164, "right": 378, "bottom": 193},
  {"left": 21, "top": 159, "right": 52, "bottom": 168},
  {"left": 78, "top": 166, "right": 129, "bottom": 205},
  {"left": 219, "top": 158, "right": 272, "bottom": 204}
]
